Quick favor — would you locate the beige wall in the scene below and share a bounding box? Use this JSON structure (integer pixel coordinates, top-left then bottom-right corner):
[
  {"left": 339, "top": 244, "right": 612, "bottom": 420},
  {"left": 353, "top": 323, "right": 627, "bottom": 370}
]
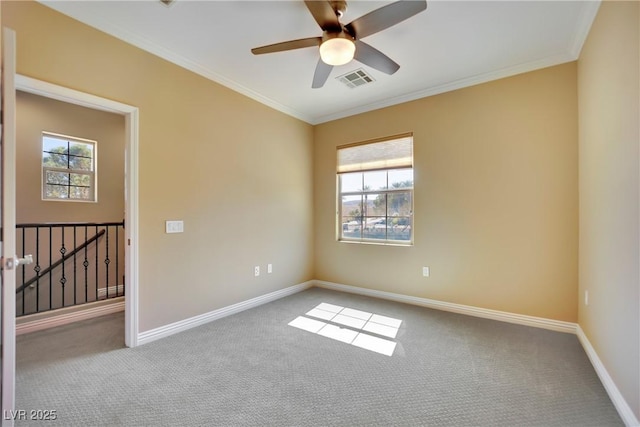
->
[
  {"left": 314, "top": 63, "right": 578, "bottom": 322},
  {"left": 578, "top": 0, "right": 640, "bottom": 419},
  {"left": 2, "top": 1, "right": 315, "bottom": 332},
  {"left": 16, "top": 91, "right": 125, "bottom": 223}
]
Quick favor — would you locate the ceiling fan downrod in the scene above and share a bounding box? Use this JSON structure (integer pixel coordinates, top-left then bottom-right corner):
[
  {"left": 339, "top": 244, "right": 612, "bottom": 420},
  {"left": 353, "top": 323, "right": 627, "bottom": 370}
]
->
[{"left": 329, "top": 1, "right": 347, "bottom": 19}]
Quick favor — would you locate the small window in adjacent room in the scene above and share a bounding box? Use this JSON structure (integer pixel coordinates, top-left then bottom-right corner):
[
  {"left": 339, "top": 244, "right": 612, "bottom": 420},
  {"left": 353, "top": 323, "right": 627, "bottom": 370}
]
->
[
  {"left": 42, "top": 132, "right": 96, "bottom": 202},
  {"left": 337, "top": 133, "right": 414, "bottom": 245}
]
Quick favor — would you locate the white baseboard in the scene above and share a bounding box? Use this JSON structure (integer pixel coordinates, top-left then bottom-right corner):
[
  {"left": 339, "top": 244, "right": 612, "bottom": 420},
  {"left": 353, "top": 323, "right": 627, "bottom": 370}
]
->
[
  {"left": 137, "top": 281, "right": 314, "bottom": 345},
  {"left": 313, "top": 280, "right": 577, "bottom": 333},
  {"left": 576, "top": 326, "right": 640, "bottom": 427},
  {"left": 16, "top": 297, "right": 124, "bottom": 335}
]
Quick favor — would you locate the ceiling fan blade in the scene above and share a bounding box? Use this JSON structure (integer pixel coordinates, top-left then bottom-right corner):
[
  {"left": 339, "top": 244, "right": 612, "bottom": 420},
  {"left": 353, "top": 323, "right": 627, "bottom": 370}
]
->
[
  {"left": 312, "top": 58, "right": 333, "bottom": 88},
  {"left": 251, "top": 37, "right": 322, "bottom": 55},
  {"left": 354, "top": 40, "right": 400, "bottom": 75},
  {"left": 304, "top": 0, "right": 341, "bottom": 31},
  {"left": 346, "top": 0, "right": 427, "bottom": 39}
]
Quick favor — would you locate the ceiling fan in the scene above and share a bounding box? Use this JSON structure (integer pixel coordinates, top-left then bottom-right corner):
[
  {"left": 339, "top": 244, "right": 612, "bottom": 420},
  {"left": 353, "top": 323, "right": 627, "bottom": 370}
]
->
[{"left": 251, "top": 0, "right": 428, "bottom": 88}]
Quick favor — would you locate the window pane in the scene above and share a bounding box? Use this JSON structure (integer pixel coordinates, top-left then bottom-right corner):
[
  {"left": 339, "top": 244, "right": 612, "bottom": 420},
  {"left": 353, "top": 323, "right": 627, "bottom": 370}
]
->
[
  {"left": 388, "top": 217, "right": 412, "bottom": 241},
  {"left": 70, "top": 173, "right": 91, "bottom": 187},
  {"left": 341, "top": 195, "right": 362, "bottom": 239},
  {"left": 69, "top": 141, "right": 92, "bottom": 157},
  {"left": 43, "top": 152, "right": 68, "bottom": 168},
  {"left": 69, "top": 142, "right": 94, "bottom": 171},
  {"left": 43, "top": 136, "right": 68, "bottom": 155},
  {"left": 363, "top": 217, "right": 387, "bottom": 240},
  {"left": 342, "top": 195, "right": 362, "bottom": 218},
  {"left": 70, "top": 186, "right": 91, "bottom": 200},
  {"left": 342, "top": 220, "right": 361, "bottom": 238},
  {"left": 387, "top": 191, "right": 412, "bottom": 216},
  {"left": 340, "top": 172, "right": 362, "bottom": 193},
  {"left": 363, "top": 170, "right": 387, "bottom": 191},
  {"left": 364, "top": 193, "right": 385, "bottom": 216},
  {"left": 69, "top": 155, "right": 92, "bottom": 171},
  {"left": 45, "top": 170, "right": 69, "bottom": 185},
  {"left": 389, "top": 169, "right": 413, "bottom": 189},
  {"left": 45, "top": 184, "right": 69, "bottom": 199}
]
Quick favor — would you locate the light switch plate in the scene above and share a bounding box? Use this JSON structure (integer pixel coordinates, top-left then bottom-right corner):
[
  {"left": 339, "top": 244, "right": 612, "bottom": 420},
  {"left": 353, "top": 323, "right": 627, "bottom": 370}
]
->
[{"left": 166, "top": 220, "right": 184, "bottom": 233}]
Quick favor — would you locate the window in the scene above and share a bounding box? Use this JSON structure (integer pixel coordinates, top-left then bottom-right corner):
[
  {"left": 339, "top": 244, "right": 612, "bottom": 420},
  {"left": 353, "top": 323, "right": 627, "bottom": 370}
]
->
[
  {"left": 42, "top": 132, "right": 96, "bottom": 202},
  {"left": 337, "top": 134, "right": 413, "bottom": 245}
]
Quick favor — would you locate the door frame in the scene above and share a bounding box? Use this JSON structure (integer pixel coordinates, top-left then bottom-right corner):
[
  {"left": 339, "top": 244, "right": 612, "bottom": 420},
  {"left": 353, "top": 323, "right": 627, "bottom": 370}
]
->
[
  {"left": 2, "top": 28, "right": 17, "bottom": 426},
  {"left": 15, "top": 75, "right": 140, "bottom": 347}
]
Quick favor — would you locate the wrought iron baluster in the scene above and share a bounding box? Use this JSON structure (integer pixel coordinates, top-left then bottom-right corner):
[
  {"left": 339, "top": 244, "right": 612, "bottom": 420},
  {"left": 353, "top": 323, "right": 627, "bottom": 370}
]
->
[
  {"left": 49, "top": 226, "right": 52, "bottom": 311},
  {"left": 105, "top": 226, "right": 110, "bottom": 298},
  {"left": 95, "top": 225, "right": 99, "bottom": 301},
  {"left": 60, "top": 227, "right": 66, "bottom": 307},
  {"left": 35, "top": 227, "right": 40, "bottom": 313},
  {"left": 116, "top": 225, "right": 119, "bottom": 297},
  {"left": 83, "top": 226, "right": 89, "bottom": 303},
  {"left": 21, "top": 227, "right": 25, "bottom": 314},
  {"left": 73, "top": 227, "right": 77, "bottom": 306}
]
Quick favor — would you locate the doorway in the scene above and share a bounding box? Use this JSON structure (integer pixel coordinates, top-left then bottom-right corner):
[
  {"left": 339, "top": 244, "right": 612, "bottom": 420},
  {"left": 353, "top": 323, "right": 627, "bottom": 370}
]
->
[
  {"left": 16, "top": 91, "right": 125, "bottom": 323},
  {"left": 14, "top": 75, "right": 139, "bottom": 347}
]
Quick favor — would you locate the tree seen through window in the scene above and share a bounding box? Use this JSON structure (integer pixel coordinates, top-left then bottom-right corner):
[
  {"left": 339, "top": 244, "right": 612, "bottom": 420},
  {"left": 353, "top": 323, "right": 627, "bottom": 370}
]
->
[{"left": 42, "top": 133, "right": 96, "bottom": 201}]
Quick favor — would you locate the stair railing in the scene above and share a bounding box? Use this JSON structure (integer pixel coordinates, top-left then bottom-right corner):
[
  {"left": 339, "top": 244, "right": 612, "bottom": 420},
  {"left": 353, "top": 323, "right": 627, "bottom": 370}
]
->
[{"left": 15, "top": 221, "right": 125, "bottom": 317}]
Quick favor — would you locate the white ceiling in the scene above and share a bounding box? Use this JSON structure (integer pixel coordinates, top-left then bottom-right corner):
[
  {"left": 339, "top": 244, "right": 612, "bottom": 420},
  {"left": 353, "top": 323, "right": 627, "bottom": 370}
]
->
[{"left": 39, "top": 0, "right": 600, "bottom": 125}]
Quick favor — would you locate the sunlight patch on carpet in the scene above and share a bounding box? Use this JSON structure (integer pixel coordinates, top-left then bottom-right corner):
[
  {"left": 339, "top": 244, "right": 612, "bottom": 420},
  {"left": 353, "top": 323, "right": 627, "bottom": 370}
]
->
[{"left": 288, "top": 303, "right": 402, "bottom": 356}]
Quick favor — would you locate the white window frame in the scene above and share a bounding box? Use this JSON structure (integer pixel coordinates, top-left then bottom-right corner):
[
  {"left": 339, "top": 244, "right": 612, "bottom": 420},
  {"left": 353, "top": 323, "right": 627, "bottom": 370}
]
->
[
  {"left": 337, "top": 134, "right": 414, "bottom": 246},
  {"left": 41, "top": 131, "right": 97, "bottom": 202}
]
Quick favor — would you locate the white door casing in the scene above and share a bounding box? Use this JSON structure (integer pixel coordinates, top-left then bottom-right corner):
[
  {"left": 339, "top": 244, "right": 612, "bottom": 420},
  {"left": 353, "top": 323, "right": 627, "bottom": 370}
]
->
[
  {"left": 14, "top": 76, "right": 140, "bottom": 348},
  {"left": 1, "top": 27, "right": 17, "bottom": 427}
]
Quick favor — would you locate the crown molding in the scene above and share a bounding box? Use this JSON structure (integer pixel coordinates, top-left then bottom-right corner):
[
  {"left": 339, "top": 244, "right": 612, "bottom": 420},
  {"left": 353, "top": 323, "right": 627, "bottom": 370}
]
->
[
  {"left": 311, "top": 52, "right": 575, "bottom": 124},
  {"left": 37, "top": 2, "right": 315, "bottom": 124},
  {"left": 568, "top": 0, "right": 601, "bottom": 59}
]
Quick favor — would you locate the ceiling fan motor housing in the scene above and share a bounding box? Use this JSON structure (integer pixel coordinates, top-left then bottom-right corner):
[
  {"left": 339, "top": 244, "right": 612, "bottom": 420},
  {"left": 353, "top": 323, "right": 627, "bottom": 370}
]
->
[{"left": 321, "top": 29, "right": 354, "bottom": 44}]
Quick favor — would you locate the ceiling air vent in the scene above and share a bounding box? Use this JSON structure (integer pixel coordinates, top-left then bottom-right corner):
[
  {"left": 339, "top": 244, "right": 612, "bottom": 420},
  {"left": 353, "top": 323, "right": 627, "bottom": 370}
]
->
[{"left": 337, "top": 69, "right": 375, "bottom": 89}]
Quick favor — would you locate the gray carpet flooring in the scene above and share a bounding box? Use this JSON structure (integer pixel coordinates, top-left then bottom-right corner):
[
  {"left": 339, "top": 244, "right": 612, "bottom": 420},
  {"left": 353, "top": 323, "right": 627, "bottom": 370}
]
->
[{"left": 15, "top": 287, "right": 623, "bottom": 426}]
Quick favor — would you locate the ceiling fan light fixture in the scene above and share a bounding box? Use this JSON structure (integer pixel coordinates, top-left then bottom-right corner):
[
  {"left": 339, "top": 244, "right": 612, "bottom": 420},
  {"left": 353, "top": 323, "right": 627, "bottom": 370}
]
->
[{"left": 319, "top": 37, "right": 355, "bottom": 66}]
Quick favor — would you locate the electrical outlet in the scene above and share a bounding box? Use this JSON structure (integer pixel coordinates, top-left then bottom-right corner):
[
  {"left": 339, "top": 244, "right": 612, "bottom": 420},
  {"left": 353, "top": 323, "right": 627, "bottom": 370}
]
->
[
  {"left": 254, "top": 266, "right": 260, "bottom": 277},
  {"left": 268, "top": 264, "right": 273, "bottom": 274},
  {"left": 585, "top": 290, "right": 589, "bottom": 306},
  {"left": 422, "top": 266, "right": 430, "bottom": 277}
]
